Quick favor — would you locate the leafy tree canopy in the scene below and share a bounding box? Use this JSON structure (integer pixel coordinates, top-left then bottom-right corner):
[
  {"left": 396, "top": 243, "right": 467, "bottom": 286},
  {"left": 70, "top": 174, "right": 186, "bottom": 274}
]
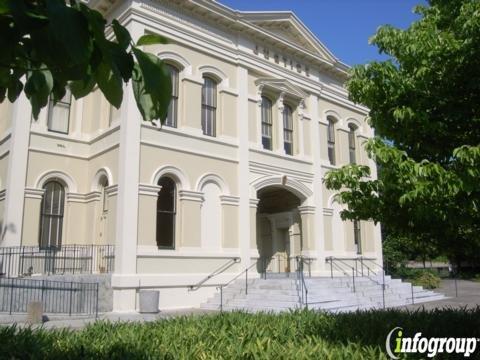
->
[
  {"left": 324, "top": 0, "right": 480, "bottom": 264},
  {"left": 0, "top": 0, "right": 171, "bottom": 122}
]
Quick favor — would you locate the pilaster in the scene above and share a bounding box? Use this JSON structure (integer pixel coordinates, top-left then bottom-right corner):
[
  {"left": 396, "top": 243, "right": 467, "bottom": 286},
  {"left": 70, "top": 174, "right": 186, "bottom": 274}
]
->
[
  {"left": 112, "top": 18, "right": 142, "bottom": 312},
  {"left": 2, "top": 92, "right": 31, "bottom": 247},
  {"left": 310, "top": 94, "right": 326, "bottom": 272},
  {"left": 237, "top": 65, "right": 250, "bottom": 268}
]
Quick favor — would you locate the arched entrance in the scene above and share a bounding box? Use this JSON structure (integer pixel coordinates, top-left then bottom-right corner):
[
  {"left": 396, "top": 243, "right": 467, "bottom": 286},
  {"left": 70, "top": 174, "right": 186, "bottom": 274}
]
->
[{"left": 256, "top": 186, "right": 303, "bottom": 274}]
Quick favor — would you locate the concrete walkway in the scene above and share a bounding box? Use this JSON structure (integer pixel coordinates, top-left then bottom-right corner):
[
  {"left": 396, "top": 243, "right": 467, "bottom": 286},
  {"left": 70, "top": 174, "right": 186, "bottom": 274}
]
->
[
  {"left": 402, "top": 279, "right": 480, "bottom": 311},
  {"left": 1, "top": 279, "right": 478, "bottom": 330},
  {"left": 0, "top": 308, "right": 217, "bottom": 330}
]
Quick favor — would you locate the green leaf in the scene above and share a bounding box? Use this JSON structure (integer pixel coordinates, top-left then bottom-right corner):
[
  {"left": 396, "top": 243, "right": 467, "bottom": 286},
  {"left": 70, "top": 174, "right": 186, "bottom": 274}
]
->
[
  {"left": 0, "top": 86, "right": 6, "bottom": 102},
  {"left": 0, "top": 0, "right": 9, "bottom": 15},
  {"left": 136, "top": 34, "right": 168, "bottom": 46},
  {"left": 95, "top": 60, "right": 123, "bottom": 109},
  {"left": 132, "top": 47, "right": 171, "bottom": 122},
  {"left": 24, "top": 69, "right": 54, "bottom": 119},
  {"left": 7, "top": 78, "right": 23, "bottom": 103},
  {"left": 112, "top": 20, "right": 131, "bottom": 50},
  {"left": 70, "top": 75, "right": 96, "bottom": 100},
  {"left": 45, "top": 0, "right": 92, "bottom": 65},
  {"left": 106, "top": 41, "right": 134, "bottom": 82}
]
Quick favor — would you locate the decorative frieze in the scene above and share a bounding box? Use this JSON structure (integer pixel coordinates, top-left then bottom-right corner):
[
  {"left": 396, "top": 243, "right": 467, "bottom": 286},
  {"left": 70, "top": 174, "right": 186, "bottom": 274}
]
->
[{"left": 254, "top": 44, "right": 310, "bottom": 78}]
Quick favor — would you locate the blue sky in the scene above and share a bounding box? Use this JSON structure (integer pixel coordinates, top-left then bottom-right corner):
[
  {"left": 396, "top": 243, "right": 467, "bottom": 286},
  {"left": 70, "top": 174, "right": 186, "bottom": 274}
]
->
[{"left": 219, "top": 0, "right": 427, "bottom": 66}]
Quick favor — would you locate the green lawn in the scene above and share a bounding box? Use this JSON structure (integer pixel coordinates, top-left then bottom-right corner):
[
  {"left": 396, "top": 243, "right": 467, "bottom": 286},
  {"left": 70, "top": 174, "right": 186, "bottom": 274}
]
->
[{"left": 1, "top": 308, "right": 479, "bottom": 359}]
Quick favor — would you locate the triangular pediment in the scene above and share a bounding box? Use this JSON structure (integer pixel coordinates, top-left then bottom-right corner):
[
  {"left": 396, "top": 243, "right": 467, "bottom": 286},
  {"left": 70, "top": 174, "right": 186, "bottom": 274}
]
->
[
  {"left": 240, "top": 12, "right": 337, "bottom": 62},
  {"left": 255, "top": 78, "right": 308, "bottom": 100}
]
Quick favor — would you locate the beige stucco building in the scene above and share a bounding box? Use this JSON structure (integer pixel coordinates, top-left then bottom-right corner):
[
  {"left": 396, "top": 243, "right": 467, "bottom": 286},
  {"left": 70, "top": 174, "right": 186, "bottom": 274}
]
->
[{"left": 0, "top": 0, "right": 382, "bottom": 311}]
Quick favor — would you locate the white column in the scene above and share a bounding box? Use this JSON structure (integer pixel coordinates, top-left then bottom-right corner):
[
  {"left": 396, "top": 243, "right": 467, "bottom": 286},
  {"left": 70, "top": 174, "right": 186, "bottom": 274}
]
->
[
  {"left": 310, "top": 94, "right": 326, "bottom": 274},
  {"left": 112, "top": 21, "right": 143, "bottom": 311},
  {"left": 276, "top": 93, "right": 285, "bottom": 155},
  {"left": 237, "top": 64, "right": 251, "bottom": 268},
  {"left": 2, "top": 93, "right": 31, "bottom": 247},
  {"left": 73, "top": 98, "right": 84, "bottom": 137},
  {"left": 297, "top": 100, "right": 305, "bottom": 157},
  {"left": 255, "top": 85, "right": 264, "bottom": 148}
]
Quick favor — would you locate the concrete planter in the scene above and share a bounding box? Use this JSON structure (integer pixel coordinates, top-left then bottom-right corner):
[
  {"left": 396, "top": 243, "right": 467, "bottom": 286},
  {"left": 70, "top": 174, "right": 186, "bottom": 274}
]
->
[{"left": 138, "top": 290, "right": 159, "bottom": 313}]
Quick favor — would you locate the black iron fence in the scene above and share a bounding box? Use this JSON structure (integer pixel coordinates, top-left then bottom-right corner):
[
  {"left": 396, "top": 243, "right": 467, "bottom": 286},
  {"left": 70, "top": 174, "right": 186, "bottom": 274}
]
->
[
  {"left": 0, "top": 277, "right": 99, "bottom": 316},
  {"left": 0, "top": 245, "right": 115, "bottom": 278}
]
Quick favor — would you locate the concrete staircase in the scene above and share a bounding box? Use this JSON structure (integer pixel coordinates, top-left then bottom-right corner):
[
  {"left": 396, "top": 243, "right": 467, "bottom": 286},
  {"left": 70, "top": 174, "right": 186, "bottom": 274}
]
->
[{"left": 200, "top": 274, "right": 445, "bottom": 313}]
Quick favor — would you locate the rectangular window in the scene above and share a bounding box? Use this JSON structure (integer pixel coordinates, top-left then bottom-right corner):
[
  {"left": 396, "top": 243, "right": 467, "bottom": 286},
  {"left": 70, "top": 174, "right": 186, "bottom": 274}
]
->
[
  {"left": 349, "top": 125, "right": 357, "bottom": 164},
  {"left": 283, "top": 105, "right": 293, "bottom": 155},
  {"left": 201, "top": 77, "right": 217, "bottom": 137},
  {"left": 354, "top": 220, "right": 362, "bottom": 254},
  {"left": 261, "top": 96, "right": 273, "bottom": 150},
  {"left": 327, "top": 120, "right": 336, "bottom": 165},
  {"left": 47, "top": 90, "right": 71, "bottom": 134},
  {"left": 165, "top": 64, "right": 179, "bottom": 128}
]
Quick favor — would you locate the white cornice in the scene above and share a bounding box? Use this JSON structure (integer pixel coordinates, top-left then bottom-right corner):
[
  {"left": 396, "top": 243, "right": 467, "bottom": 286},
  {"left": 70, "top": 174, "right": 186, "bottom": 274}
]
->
[
  {"left": 220, "top": 195, "right": 240, "bottom": 206},
  {"left": 24, "top": 188, "right": 45, "bottom": 199},
  {"left": 139, "top": 183, "right": 161, "bottom": 196},
  {"left": 178, "top": 190, "right": 204, "bottom": 202}
]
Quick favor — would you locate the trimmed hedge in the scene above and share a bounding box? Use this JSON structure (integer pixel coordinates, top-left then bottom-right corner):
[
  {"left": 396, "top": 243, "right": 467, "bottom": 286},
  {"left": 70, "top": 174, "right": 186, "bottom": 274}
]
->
[{"left": 0, "top": 308, "right": 479, "bottom": 359}]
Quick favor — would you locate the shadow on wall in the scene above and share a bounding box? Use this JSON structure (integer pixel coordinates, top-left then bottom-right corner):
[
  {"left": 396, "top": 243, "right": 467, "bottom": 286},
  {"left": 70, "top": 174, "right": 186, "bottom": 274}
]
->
[{"left": 0, "top": 222, "right": 17, "bottom": 243}]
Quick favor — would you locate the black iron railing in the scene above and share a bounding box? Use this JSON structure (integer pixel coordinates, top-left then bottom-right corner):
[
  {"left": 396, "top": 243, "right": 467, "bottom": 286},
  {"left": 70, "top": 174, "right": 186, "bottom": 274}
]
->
[
  {"left": 0, "top": 277, "right": 99, "bottom": 316},
  {"left": 0, "top": 245, "right": 115, "bottom": 278}
]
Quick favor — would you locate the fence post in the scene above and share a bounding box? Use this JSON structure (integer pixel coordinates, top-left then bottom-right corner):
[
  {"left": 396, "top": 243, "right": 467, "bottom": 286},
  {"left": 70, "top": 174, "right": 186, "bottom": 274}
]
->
[
  {"left": 9, "top": 279, "right": 14, "bottom": 315},
  {"left": 382, "top": 265, "right": 386, "bottom": 309},
  {"left": 69, "top": 281, "right": 74, "bottom": 316},
  {"left": 91, "top": 244, "right": 94, "bottom": 274},
  {"left": 95, "top": 283, "right": 99, "bottom": 319},
  {"left": 360, "top": 257, "right": 364, "bottom": 276},
  {"left": 20, "top": 246, "right": 25, "bottom": 276},
  {"left": 41, "top": 279, "right": 45, "bottom": 303},
  {"left": 219, "top": 286, "right": 223, "bottom": 312},
  {"left": 352, "top": 268, "right": 356, "bottom": 293},
  {"left": 330, "top": 258, "right": 333, "bottom": 279},
  {"left": 72, "top": 245, "right": 76, "bottom": 275},
  {"left": 245, "top": 268, "right": 248, "bottom": 295}
]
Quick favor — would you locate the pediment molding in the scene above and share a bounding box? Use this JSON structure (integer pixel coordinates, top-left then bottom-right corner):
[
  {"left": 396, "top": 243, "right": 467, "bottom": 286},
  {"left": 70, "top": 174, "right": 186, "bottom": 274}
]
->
[{"left": 255, "top": 78, "right": 308, "bottom": 101}]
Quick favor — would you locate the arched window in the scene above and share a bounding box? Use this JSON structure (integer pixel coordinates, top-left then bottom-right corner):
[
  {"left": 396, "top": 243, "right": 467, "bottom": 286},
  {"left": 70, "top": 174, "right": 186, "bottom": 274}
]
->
[
  {"left": 39, "top": 181, "right": 65, "bottom": 249},
  {"left": 165, "top": 64, "right": 179, "bottom": 128},
  {"left": 327, "top": 117, "right": 336, "bottom": 165},
  {"left": 201, "top": 76, "right": 217, "bottom": 136},
  {"left": 261, "top": 96, "right": 273, "bottom": 150},
  {"left": 354, "top": 220, "right": 362, "bottom": 254},
  {"left": 283, "top": 104, "right": 294, "bottom": 155},
  {"left": 47, "top": 89, "right": 71, "bottom": 134},
  {"left": 156, "top": 177, "right": 176, "bottom": 249},
  {"left": 100, "top": 177, "right": 109, "bottom": 213},
  {"left": 348, "top": 124, "right": 357, "bottom": 164}
]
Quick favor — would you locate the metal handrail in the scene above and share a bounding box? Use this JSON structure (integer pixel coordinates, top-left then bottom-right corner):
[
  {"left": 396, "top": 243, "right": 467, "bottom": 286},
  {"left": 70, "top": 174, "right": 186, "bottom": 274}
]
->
[
  {"left": 327, "top": 257, "right": 356, "bottom": 292},
  {"left": 188, "top": 257, "right": 240, "bottom": 291},
  {"left": 224, "top": 259, "right": 259, "bottom": 289},
  {"left": 329, "top": 256, "right": 387, "bottom": 308},
  {"left": 296, "top": 256, "right": 308, "bottom": 308},
  {"left": 215, "top": 259, "right": 262, "bottom": 312}
]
